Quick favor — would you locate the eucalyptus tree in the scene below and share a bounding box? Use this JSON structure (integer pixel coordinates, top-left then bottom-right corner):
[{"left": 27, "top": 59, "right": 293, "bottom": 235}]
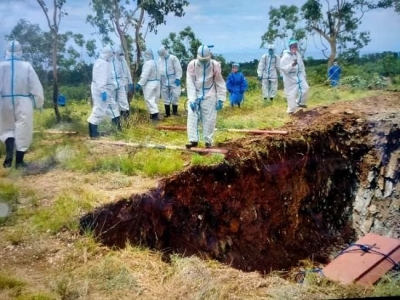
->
[
  {"left": 262, "top": 0, "right": 394, "bottom": 66},
  {"left": 87, "top": 0, "right": 189, "bottom": 72},
  {"left": 36, "top": 0, "right": 68, "bottom": 121},
  {"left": 161, "top": 26, "right": 202, "bottom": 66}
]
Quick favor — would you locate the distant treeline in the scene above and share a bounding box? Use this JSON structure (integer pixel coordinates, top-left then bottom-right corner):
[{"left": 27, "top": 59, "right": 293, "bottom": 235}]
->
[{"left": 40, "top": 51, "right": 400, "bottom": 103}]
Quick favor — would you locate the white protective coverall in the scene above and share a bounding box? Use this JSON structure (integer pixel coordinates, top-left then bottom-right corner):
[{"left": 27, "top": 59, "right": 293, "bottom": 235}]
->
[
  {"left": 88, "top": 46, "right": 120, "bottom": 125},
  {"left": 115, "top": 48, "right": 133, "bottom": 112},
  {"left": 111, "top": 50, "right": 129, "bottom": 113},
  {"left": 158, "top": 48, "right": 182, "bottom": 105},
  {"left": 138, "top": 49, "right": 160, "bottom": 115},
  {"left": 0, "top": 41, "right": 44, "bottom": 152},
  {"left": 186, "top": 46, "right": 226, "bottom": 145},
  {"left": 257, "top": 46, "right": 280, "bottom": 99},
  {"left": 280, "top": 49, "right": 309, "bottom": 113}
]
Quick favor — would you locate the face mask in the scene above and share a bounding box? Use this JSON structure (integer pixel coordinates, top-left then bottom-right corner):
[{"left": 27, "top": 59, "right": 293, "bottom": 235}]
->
[{"left": 199, "top": 59, "right": 209, "bottom": 65}]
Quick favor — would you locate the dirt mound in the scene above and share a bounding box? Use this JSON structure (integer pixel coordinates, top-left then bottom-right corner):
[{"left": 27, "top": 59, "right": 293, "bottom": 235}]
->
[{"left": 81, "top": 93, "right": 400, "bottom": 273}]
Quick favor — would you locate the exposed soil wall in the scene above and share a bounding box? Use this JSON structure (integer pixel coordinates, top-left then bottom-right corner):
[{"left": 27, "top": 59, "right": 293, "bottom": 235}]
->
[{"left": 80, "top": 94, "right": 400, "bottom": 273}]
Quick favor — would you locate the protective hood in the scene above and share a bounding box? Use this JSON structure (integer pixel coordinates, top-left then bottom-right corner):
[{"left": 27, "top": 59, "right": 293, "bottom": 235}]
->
[
  {"left": 100, "top": 46, "right": 114, "bottom": 61},
  {"left": 158, "top": 46, "right": 169, "bottom": 58},
  {"left": 5, "top": 40, "right": 23, "bottom": 60},
  {"left": 144, "top": 49, "right": 154, "bottom": 61}
]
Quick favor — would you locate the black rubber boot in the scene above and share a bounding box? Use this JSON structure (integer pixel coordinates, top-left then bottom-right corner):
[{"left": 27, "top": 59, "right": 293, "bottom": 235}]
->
[
  {"left": 185, "top": 141, "right": 198, "bottom": 149},
  {"left": 151, "top": 113, "right": 161, "bottom": 121},
  {"left": 88, "top": 122, "right": 100, "bottom": 139},
  {"left": 15, "top": 151, "right": 27, "bottom": 169},
  {"left": 205, "top": 142, "right": 212, "bottom": 149},
  {"left": 121, "top": 110, "right": 130, "bottom": 120},
  {"left": 3, "top": 137, "right": 15, "bottom": 168},
  {"left": 112, "top": 117, "right": 122, "bottom": 131},
  {"left": 270, "top": 98, "right": 274, "bottom": 101},
  {"left": 164, "top": 105, "right": 171, "bottom": 117},
  {"left": 172, "top": 104, "right": 180, "bottom": 116}
]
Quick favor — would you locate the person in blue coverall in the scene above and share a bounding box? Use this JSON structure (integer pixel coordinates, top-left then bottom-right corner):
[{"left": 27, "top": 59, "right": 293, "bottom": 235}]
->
[
  {"left": 328, "top": 60, "right": 341, "bottom": 87},
  {"left": 226, "top": 63, "right": 248, "bottom": 108}
]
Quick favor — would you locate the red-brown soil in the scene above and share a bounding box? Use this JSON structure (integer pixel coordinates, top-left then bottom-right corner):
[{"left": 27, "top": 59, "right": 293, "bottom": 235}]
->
[{"left": 81, "top": 93, "right": 400, "bottom": 273}]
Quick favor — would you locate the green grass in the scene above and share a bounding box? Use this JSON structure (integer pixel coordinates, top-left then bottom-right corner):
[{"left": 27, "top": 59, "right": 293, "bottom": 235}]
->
[
  {"left": 31, "top": 190, "right": 96, "bottom": 234},
  {"left": 23, "top": 85, "right": 382, "bottom": 180},
  {"left": 191, "top": 153, "right": 226, "bottom": 166}
]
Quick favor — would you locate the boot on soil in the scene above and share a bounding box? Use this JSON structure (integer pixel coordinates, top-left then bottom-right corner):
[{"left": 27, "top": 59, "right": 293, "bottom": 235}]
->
[
  {"left": 112, "top": 117, "right": 122, "bottom": 131},
  {"left": 205, "top": 142, "right": 212, "bottom": 149},
  {"left": 185, "top": 141, "right": 198, "bottom": 149},
  {"left": 3, "top": 137, "right": 15, "bottom": 168},
  {"left": 270, "top": 97, "right": 274, "bottom": 101},
  {"left": 172, "top": 104, "right": 180, "bottom": 116},
  {"left": 15, "top": 151, "right": 27, "bottom": 169},
  {"left": 164, "top": 105, "right": 171, "bottom": 118},
  {"left": 88, "top": 122, "right": 100, "bottom": 139}
]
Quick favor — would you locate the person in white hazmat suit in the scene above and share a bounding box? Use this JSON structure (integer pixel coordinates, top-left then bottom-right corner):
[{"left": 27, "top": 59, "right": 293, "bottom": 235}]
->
[
  {"left": 186, "top": 45, "right": 226, "bottom": 149},
  {"left": 257, "top": 44, "right": 281, "bottom": 101},
  {"left": 0, "top": 40, "right": 44, "bottom": 169},
  {"left": 136, "top": 49, "right": 161, "bottom": 121},
  {"left": 114, "top": 47, "right": 134, "bottom": 119},
  {"left": 87, "top": 46, "right": 121, "bottom": 138},
  {"left": 157, "top": 46, "right": 183, "bottom": 117},
  {"left": 280, "top": 39, "right": 309, "bottom": 114}
]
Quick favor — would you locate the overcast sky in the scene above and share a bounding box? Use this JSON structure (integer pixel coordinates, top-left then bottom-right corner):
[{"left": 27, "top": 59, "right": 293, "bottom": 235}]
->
[{"left": 0, "top": 0, "right": 399, "bottom": 62}]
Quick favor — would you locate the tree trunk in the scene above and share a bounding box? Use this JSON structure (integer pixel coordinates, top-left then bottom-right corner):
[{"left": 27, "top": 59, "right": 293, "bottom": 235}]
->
[
  {"left": 52, "top": 30, "right": 61, "bottom": 122},
  {"left": 328, "top": 39, "right": 337, "bottom": 69}
]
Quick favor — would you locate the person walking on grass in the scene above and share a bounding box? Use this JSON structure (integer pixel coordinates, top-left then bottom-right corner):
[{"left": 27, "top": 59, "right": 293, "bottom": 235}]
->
[
  {"left": 87, "top": 46, "right": 121, "bottom": 139},
  {"left": 257, "top": 44, "right": 281, "bottom": 102},
  {"left": 226, "top": 63, "right": 248, "bottom": 108},
  {"left": 186, "top": 45, "right": 226, "bottom": 149},
  {"left": 0, "top": 40, "right": 44, "bottom": 169},
  {"left": 280, "top": 38, "right": 309, "bottom": 115}
]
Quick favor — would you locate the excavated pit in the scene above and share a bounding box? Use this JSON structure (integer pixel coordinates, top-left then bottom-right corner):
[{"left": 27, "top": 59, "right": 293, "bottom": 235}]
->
[{"left": 80, "top": 94, "right": 400, "bottom": 273}]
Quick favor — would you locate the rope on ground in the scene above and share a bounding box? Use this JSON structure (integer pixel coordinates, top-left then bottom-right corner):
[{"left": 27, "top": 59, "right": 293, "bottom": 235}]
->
[{"left": 335, "top": 243, "right": 400, "bottom": 271}]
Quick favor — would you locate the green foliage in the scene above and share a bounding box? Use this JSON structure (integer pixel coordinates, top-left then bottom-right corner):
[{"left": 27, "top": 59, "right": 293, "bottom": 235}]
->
[
  {"left": 340, "top": 74, "right": 388, "bottom": 90},
  {"left": 162, "top": 26, "right": 201, "bottom": 66},
  {"left": 263, "top": 1, "right": 393, "bottom": 66}
]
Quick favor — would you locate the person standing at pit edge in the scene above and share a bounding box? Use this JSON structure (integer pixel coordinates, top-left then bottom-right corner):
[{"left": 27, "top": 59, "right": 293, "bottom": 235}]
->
[
  {"left": 136, "top": 49, "right": 161, "bottom": 121},
  {"left": 186, "top": 45, "right": 226, "bottom": 149},
  {"left": 114, "top": 47, "right": 134, "bottom": 119},
  {"left": 280, "top": 38, "right": 309, "bottom": 114},
  {"left": 0, "top": 40, "right": 44, "bottom": 169},
  {"left": 158, "top": 46, "right": 183, "bottom": 117},
  {"left": 257, "top": 44, "right": 281, "bottom": 102}
]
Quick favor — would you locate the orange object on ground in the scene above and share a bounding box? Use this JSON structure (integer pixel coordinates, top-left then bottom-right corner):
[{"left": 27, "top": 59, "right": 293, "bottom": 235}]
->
[{"left": 323, "top": 233, "right": 400, "bottom": 285}]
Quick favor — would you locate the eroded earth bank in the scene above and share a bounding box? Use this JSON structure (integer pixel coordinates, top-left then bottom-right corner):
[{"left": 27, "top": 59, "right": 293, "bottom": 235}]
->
[{"left": 81, "top": 93, "right": 400, "bottom": 273}]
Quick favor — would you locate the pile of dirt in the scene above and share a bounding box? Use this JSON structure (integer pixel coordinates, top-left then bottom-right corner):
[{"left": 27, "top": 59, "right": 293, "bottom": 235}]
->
[{"left": 81, "top": 93, "right": 400, "bottom": 273}]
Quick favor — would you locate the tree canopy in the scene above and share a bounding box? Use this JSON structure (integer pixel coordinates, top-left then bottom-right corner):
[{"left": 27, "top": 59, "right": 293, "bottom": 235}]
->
[{"left": 262, "top": 0, "right": 395, "bottom": 67}]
